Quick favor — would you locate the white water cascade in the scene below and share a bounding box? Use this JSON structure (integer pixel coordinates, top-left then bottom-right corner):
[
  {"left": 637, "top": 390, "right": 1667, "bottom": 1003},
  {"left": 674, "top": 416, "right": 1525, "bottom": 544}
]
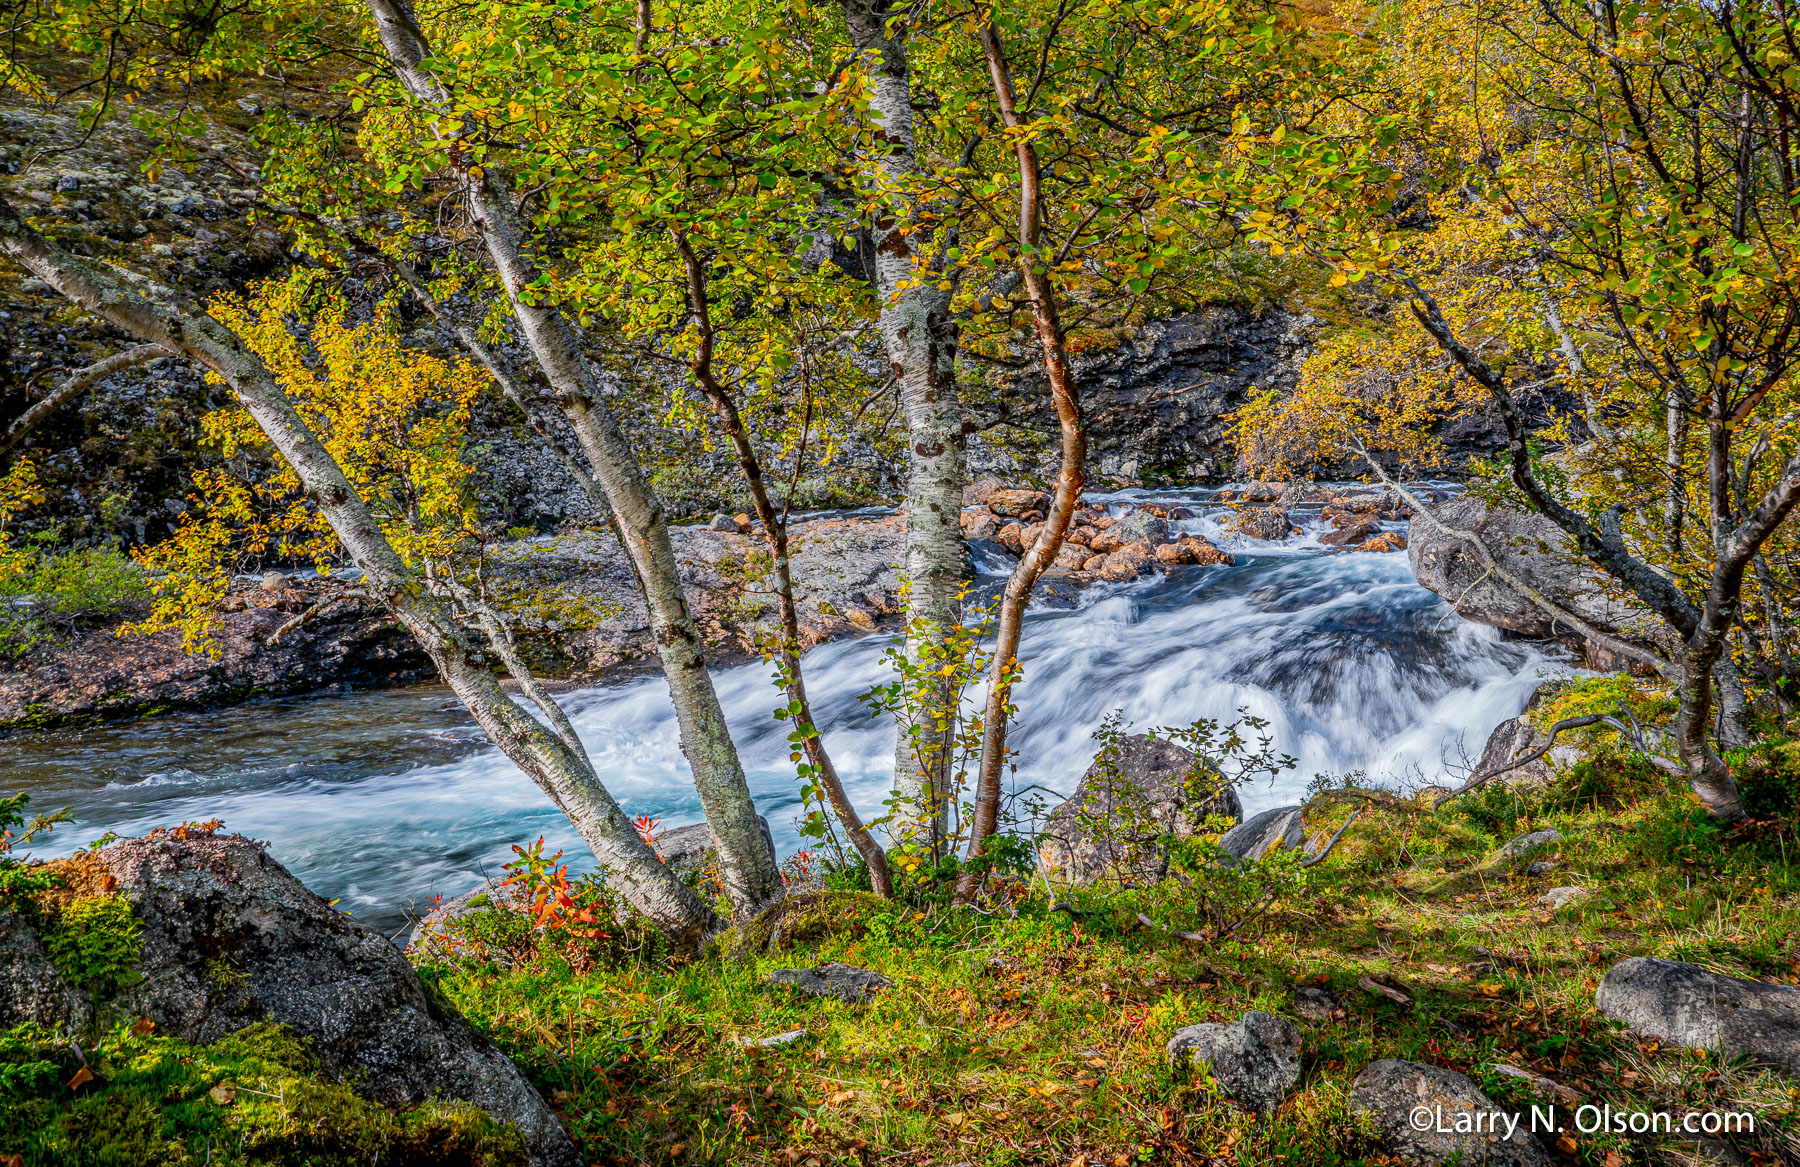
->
[{"left": 5, "top": 487, "right": 1567, "bottom": 929}]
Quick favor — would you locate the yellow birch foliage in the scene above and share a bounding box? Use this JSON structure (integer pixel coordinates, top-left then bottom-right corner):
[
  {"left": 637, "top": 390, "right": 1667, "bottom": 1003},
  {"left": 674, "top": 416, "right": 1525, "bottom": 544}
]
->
[{"left": 129, "top": 276, "right": 485, "bottom": 655}]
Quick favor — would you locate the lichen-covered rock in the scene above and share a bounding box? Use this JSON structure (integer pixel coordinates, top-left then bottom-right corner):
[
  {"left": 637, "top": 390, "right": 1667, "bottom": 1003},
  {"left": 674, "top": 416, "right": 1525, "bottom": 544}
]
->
[
  {"left": 1165, "top": 1010, "right": 1300, "bottom": 1113},
  {"left": 1, "top": 831, "right": 579, "bottom": 1167},
  {"left": 1352, "top": 1059, "right": 1551, "bottom": 1167},
  {"left": 766, "top": 963, "right": 892, "bottom": 1004},
  {"left": 1292, "top": 986, "right": 1339, "bottom": 1024},
  {"left": 1040, "top": 734, "right": 1243, "bottom": 883},
  {"left": 1236, "top": 506, "right": 1297, "bottom": 541},
  {"left": 1596, "top": 958, "right": 1800, "bottom": 1074},
  {"left": 1408, "top": 496, "right": 1670, "bottom": 668},
  {"left": 1219, "top": 805, "right": 1305, "bottom": 863},
  {"left": 1499, "top": 829, "right": 1562, "bottom": 859}
]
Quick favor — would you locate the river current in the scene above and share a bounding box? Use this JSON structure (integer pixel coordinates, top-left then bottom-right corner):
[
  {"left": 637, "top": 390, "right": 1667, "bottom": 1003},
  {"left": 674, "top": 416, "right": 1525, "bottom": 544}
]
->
[{"left": 2, "top": 486, "right": 1566, "bottom": 932}]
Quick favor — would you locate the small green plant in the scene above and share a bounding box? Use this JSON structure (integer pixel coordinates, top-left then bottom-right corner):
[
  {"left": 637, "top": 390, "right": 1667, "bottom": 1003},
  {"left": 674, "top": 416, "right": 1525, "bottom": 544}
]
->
[
  {"left": 0, "top": 543, "right": 149, "bottom": 657},
  {"left": 43, "top": 895, "right": 141, "bottom": 992}
]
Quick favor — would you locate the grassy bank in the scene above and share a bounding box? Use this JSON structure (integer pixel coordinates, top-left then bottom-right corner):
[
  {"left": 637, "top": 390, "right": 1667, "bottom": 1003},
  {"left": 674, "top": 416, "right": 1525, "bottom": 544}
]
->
[
  {"left": 6, "top": 720, "right": 1799, "bottom": 1166},
  {"left": 419, "top": 754, "right": 1800, "bottom": 1166}
]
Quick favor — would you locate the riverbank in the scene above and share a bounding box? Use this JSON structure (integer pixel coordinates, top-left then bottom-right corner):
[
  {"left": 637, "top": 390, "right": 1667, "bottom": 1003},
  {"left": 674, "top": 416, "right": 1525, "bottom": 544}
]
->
[{"left": 7, "top": 724, "right": 1797, "bottom": 1167}]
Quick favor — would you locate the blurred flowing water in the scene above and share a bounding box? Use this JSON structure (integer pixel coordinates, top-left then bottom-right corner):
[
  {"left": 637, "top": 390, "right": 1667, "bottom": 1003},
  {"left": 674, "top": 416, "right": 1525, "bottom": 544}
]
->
[{"left": 1, "top": 486, "right": 1565, "bottom": 931}]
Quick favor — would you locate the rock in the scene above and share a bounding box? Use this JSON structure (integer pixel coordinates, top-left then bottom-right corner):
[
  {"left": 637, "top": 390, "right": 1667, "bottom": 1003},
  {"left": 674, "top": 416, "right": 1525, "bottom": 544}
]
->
[
  {"left": 987, "top": 489, "right": 1052, "bottom": 518},
  {"left": 0, "top": 584, "right": 433, "bottom": 733},
  {"left": 1152, "top": 536, "right": 1230, "bottom": 566},
  {"left": 1098, "top": 545, "right": 1159, "bottom": 582},
  {"left": 1227, "top": 481, "right": 1283, "bottom": 504},
  {"left": 1354, "top": 533, "right": 1408, "bottom": 553},
  {"left": 1236, "top": 506, "right": 1297, "bottom": 541},
  {"left": 1054, "top": 542, "right": 1091, "bottom": 570},
  {"left": 260, "top": 570, "right": 293, "bottom": 592},
  {"left": 1596, "top": 958, "right": 1800, "bottom": 1074},
  {"left": 1111, "top": 510, "right": 1171, "bottom": 546},
  {"left": 1326, "top": 491, "right": 1398, "bottom": 516},
  {"left": 1525, "top": 860, "right": 1560, "bottom": 877},
  {"left": 1040, "top": 734, "right": 1244, "bottom": 883},
  {"left": 1537, "top": 886, "right": 1588, "bottom": 909},
  {"left": 735, "top": 1029, "right": 809, "bottom": 1048},
  {"left": 709, "top": 512, "right": 739, "bottom": 531},
  {"left": 962, "top": 476, "right": 1008, "bottom": 506},
  {"left": 657, "top": 816, "right": 776, "bottom": 879},
  {"left": 1, "top": 832, "right": 578, "bottom": 1167},
  {"left": 1219, "top": 805, "right": 1305, "bottom": 863},
  {"left": 767, "top": 963, "right": 892, "bottom": 1004},
  {"left": 1165, "top": 1010, "right": 1300, "bottom": 1113},
  {"left": 1292, "top": 986, "right": 1340, "bottom": 1023},
  {"left": 55, "top": 174, "right": 80, "bottom": 192},
  {"left": 1351, "top": 1059, "right": 1551, "bottom": 1167},
  {"left": 732, "top": 512, "right": 753, "bottom": 533},
  {"left": 1319, "top": 518, "right": 1382, "bottom": 546},
  {"left": 1476, "top": 696, "right": 1582, "bottom": 787},
  {"left": 1409, "top": 496, "right": 1670, "bottom": 669},
  {"left": 967, "top": 308, "right": 1311, "bottom": 487},
  {"left": 1499, "top": 829, "right": 1561, "bottom": 858},
  {"left": 996, "top": 521, "right": 1025, "bottom": 554},
  {"left": 961, "top": 509, "right": 1000, "bottom": 540}
]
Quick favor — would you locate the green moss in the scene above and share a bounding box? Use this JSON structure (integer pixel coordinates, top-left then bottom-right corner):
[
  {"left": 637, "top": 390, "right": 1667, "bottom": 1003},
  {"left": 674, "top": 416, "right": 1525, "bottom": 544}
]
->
[
  {"left": 0, "top": 1021, "right": 527, "bottom": 1167},
  {"left": 720, "top": 888, "right": 890, "bottom": 956},
  {"left": 43, "top": 895, "right": 141, "bottom": 992}
]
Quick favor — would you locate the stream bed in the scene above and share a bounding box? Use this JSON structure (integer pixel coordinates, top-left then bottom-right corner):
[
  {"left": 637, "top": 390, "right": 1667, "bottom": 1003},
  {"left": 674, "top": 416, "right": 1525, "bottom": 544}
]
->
[{"left": 1, "top": 487, "right": 1566, "bottom": 932}]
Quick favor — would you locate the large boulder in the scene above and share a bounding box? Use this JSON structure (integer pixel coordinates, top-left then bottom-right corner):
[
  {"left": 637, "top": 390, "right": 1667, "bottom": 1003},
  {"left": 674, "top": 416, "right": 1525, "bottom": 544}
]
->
[
  {"left": 1165, "top": 1010, "right": 1301, "bottom": 1113},
  {"left": 1, "top": 831, "right": 579, "bottom": 1167},
  {"left": 1040, "top": 734, "right": 1243, "bottom": 883},
  {"left": 1596, "top": 958, "right": 1800, "bottom": 1074},
  {"left": 1352, "top": 1059, "right": 1551, "bottom": 1167},
  {"left": 1408, "top": 497, "right": 1669, "bottom": 668}
]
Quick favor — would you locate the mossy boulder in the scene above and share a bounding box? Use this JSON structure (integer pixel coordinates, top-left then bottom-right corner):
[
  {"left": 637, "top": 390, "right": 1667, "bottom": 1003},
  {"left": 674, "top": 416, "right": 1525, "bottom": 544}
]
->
[
  {"left": 0, "top": 1021, "right": 527, "bottom": 1166},
  {"left": 721, "top": 889, "right": 890, "bottom": 957},
  {"left": 0, "top": 829, "right": 578, "bottom": 1167}
]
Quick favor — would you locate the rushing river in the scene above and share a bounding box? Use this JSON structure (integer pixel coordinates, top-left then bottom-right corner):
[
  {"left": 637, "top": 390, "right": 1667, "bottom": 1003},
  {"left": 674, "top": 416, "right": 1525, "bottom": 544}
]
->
[{"left": 2, "top": 487, "right": 1566, "bottom": 932}]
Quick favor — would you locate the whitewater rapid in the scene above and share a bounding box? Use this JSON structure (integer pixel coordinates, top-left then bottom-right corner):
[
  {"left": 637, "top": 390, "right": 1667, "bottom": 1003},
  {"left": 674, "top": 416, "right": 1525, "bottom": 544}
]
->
[{"left": 4, "top": 487, "right": 1567, "bottom": 929}]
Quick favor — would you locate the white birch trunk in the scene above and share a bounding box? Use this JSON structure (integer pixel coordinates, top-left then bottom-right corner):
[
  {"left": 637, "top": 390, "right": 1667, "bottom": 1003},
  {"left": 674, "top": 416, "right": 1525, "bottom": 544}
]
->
[
  {"left": 0, "top": 195, "right": 720, "bottom": 947},
  {"left": 842, "top": 0, "right": 968, "bottom": 851}
]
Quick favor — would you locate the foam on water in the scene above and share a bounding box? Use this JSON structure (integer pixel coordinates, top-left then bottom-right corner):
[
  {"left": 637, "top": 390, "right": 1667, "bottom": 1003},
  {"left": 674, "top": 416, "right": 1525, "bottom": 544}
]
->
[{"left": 3, "top": 487, "right": 1566, "bottom": 928}]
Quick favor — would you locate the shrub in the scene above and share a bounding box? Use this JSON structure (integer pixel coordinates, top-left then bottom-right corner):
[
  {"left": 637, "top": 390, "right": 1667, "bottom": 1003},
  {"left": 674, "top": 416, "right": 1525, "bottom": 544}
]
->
[
  {"left": 1725, "top": 738, "right": 1800, "bottom": 822},
  {"left": 0, "top": 543, "right": 148, "bottom": 657}
]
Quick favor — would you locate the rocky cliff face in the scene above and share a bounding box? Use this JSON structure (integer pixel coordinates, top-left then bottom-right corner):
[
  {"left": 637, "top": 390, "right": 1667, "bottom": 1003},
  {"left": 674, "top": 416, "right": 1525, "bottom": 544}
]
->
[{"left": 968, "top": 306, "right": 1311, "bottom": 487}]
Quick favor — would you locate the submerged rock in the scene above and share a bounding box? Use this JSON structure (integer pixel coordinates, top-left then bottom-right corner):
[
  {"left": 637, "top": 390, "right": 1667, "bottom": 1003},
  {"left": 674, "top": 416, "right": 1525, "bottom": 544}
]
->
[
  {"left": 1165, "top": 1010, "right": 1301, "bottom": 1112},
  {"left": 1352, "top": 1059, "right": 1550, "bottom": 1167},
  {"left": 1, "top": 831, "right": 579, "bottom": 1167},
  {"left": 1596, "top": 957, "right": 1800, "bottom": 1074},
  {"left": 1040, "top": 734, "right": 1243, "bottom": 883}
]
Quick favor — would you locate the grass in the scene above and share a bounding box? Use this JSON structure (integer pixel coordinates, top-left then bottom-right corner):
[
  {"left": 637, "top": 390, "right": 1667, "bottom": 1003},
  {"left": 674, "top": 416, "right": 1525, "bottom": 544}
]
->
[{"left": 416, "top": 757, "right": 1800, "bottom": 1166}]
